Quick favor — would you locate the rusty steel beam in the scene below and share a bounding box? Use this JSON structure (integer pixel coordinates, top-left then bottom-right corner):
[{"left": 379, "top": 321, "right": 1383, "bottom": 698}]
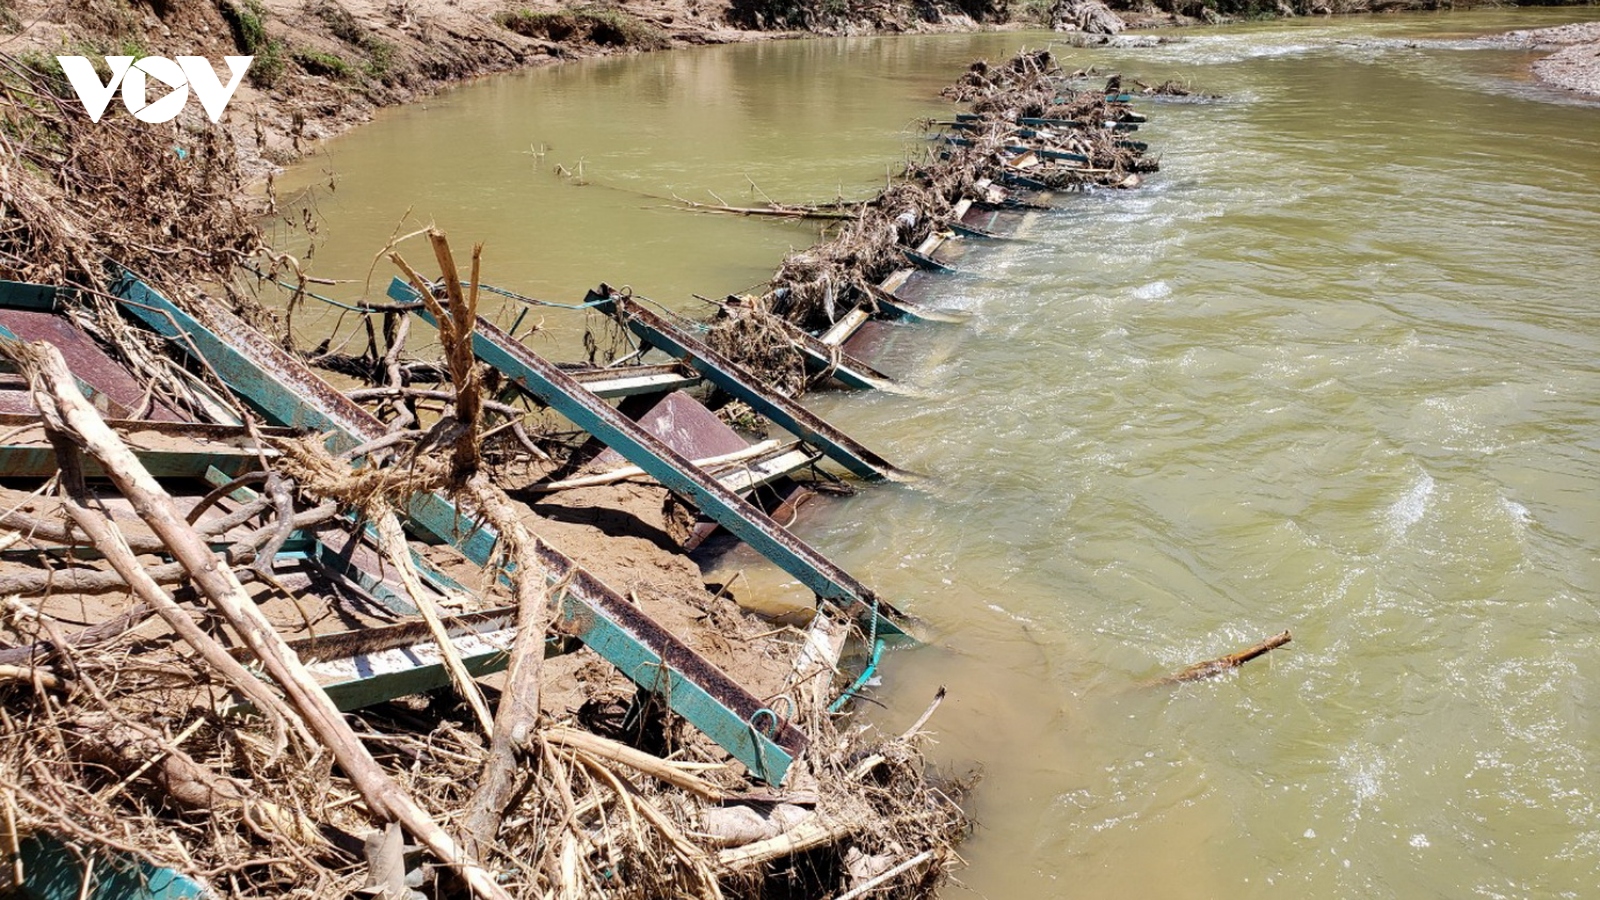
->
[
  {"left": 589, "top": 288, "right": 905, "bottom": 482},
  {"left": 406, "top": 299, "right": 910, "bottom": 640}
]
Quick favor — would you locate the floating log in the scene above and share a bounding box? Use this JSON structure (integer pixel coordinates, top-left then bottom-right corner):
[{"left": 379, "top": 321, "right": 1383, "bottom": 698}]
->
[
  {"left": 1152, "top": 630, "right": 1293, "bottom": 686},
  {"left": 668, "top": 194, "right": 857, "bottom": 221}
]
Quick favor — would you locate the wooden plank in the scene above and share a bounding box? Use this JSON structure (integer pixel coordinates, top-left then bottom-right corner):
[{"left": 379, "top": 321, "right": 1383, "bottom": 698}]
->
[
  {"left": 819, "top": 308, "right": 871, "bottom": 348},
  {"left": 570, "top": 367, "right": 702, "bottom": 398},
  {"left": 714, "top": 444, "right": 819, "bottom": 495}
]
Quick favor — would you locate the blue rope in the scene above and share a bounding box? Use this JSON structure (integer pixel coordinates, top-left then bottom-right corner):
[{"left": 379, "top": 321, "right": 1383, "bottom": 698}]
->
[
  {"left": 263, "top": 275, "right": 612, "bottom": 313},
  {"left": 261, "top": 275, "right": 372, "bottom": 313}
]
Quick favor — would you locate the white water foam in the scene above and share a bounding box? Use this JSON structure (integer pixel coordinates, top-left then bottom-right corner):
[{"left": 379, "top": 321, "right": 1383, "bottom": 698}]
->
[{"left": 1386, "top": 471, "right": 1436, "bottom": 537}]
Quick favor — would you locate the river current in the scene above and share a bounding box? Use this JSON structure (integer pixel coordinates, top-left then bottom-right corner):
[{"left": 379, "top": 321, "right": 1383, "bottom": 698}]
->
[{"left": 277, "top": 10, "right": 1600, "bottom": 897}]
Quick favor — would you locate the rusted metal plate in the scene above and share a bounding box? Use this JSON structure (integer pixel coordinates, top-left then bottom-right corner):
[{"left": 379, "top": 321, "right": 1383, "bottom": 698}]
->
[
  {"left": 595, "top": 390, "right": 747, "bottom": 469},
  {"left": 962, "top": 203, "right": 1031, "bottom": 235},
  {"left": 842, "top": 320, "right": 899, "bottom": 366},
  {"left": 886, "top": 270, "right": 944, "bottom": 306},
  {"left": 0, "top": 307, "right": 185, "bottom": 421},
  {"left": 593, "top": 293, "right": 904, "bottom": 482}
]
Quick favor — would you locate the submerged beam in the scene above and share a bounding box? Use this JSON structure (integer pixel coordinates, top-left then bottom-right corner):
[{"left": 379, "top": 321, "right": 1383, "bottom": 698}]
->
[{"left": 751, "top": 300, "right": 907, "bottom": 393}]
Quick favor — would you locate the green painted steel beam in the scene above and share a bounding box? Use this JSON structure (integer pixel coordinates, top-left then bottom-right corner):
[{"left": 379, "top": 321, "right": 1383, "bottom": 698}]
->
[
  {"left": 405, "top": 294, "right": 909, "bottom": 641},
  {"left": 109, "top": 272, "right": 501, "bottom": 560},
  {"left": 17, "top": 833, "right": 208, "bottom": 900},
  {"left": 587, "top": 288, "right": 903, "bottom": 482},
  {"left": 112, "top": 273, "right": 807, "bottom": 782},
  {"left": 0, "top": 443, "right": 259, "bottom": 479},
  {"left": 109, "top": 272, "right": 382, "bottom": 450},
  {"left": 0, "top": 279, "right": 59, "bottom": 311}
]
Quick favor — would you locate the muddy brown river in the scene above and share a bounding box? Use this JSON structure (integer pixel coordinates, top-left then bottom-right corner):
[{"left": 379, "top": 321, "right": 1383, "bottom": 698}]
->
[{"left": 277, "top": 9, "right": 1600, "bottom": 896}]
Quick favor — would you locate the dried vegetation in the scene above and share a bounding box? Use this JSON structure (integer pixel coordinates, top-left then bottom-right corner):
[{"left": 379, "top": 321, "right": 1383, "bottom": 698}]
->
[{"left": 0, "top": 48, "right": 970, "bottom": 900}]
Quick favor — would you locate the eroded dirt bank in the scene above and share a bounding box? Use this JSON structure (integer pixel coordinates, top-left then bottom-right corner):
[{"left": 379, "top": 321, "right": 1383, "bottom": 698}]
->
[
  {"left": 0, "top": 0, "right": 992, "bottom": 176},
  {"left": 6, "top": 0, "right": 1589, "bottom": 179}
]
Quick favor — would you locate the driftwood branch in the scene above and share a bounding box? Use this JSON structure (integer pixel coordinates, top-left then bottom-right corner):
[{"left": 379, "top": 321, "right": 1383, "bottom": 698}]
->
[
  {"left": 79, "top": 718, "right": 336, "bottom": 853},
  {"left": 460, "top": 472, "right": 553, "bottom": 853},
  {"left": 372, "top": 507, "right": 495, "bottom": 736},
  {"left": 10, "top": 339, "right": 513, "bottom": 900},
  {"left": 0, "top": 502, "right": 339, "bottom": 597},
  {"left": 545, "top": 726, "right": 727, "bottom": 801},
  {"left": 1151, "top": 630, "right": 1292, "bottom": 686},
  {"left": 668, "top": 193, "right": 856, "bottom": 220},
  {"left": 0, "top": 603, "right": 154, "bottom": 667},
  {"left": 39, "top": 432, "right": 304, "bottom": 749}
]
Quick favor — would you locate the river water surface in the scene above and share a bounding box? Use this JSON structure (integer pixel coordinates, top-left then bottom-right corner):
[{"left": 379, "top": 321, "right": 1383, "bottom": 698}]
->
[{"left": 278, "top": 10, "right": 1600, "bottom": 897}]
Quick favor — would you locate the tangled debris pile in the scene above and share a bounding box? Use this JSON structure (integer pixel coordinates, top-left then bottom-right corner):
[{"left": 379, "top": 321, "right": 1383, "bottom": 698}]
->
[
  {"left": 704, "top": 49, "right": 1157, "bottom": 385},
  {"left": 0, "top": 51, "right": 968, "bottom": 900}
]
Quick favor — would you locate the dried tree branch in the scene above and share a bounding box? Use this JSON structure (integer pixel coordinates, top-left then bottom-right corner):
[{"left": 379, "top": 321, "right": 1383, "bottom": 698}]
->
[
  {"left": 10, "top": 339, "right": 513, "bottom": 900},
  {"left": 1151, "top": 630, "right": 1293, "bottom": 686}
]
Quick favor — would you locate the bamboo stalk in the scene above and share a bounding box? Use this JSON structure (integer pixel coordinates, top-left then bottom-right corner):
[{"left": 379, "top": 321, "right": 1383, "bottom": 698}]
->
[
  {"left": 545, "top": 726, "right": 727, "bottom": 801},
  {"left": 0, "top": 663, "right": 63, "bottom": 690},
  {"left": 372, "top": 508, "right": 494, "bottom": 736},
  {"left": 835, "top": 849, "right": 935, "bottom": 900},
  {"left": 716, "top": 807, "right": 869, "bottom": 871}
]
